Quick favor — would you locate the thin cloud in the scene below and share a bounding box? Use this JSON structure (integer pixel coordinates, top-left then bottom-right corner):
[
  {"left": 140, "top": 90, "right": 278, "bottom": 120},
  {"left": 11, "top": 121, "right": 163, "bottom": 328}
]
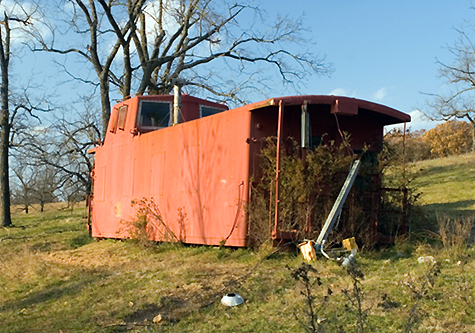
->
[
  {"left": 373, "top": 87, "right": 388, "bottom": 102},
  {"left": 328, "top": 88, "right": 360, "bottom": 99},
  {"left": 385, "top": 109, "right": 443, "bottom": 132},
  {"left": 329, "top": 88, "right": 347, "bottom": 96}
]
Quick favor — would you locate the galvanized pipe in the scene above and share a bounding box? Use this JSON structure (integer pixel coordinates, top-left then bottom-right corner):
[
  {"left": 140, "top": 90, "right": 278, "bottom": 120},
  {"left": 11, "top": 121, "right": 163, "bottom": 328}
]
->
[{"left": 173, "top": 84, "right": 181, "bottom": 125}]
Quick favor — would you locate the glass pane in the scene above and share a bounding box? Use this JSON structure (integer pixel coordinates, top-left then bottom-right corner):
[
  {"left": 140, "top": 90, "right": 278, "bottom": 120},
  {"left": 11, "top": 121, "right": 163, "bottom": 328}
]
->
[
  {"left": 117, "top": 105, "right": 128, "bottom": 130},
  {"left": 201, "top": 106, "right": 224, "bottom": 118},
  {"left": 139, "top": 101, "right": 171, "bottom": 128},
  {"left": 110, "top": 108, "right": 119, "bottom": 133}
]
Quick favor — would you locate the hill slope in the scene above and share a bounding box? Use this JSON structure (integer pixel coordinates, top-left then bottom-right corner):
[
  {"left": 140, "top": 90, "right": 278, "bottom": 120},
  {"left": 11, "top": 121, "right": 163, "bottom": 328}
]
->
[
  {"left": 1, "top": 154, "right": 475, "bottom": 332},
  {"left": 410, "top": 152, "right": 475, "bottom": 214}
]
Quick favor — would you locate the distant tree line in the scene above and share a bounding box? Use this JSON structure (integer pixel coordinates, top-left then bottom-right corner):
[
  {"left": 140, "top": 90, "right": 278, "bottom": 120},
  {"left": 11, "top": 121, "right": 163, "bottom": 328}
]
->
[
  {"left": 9, "top": 100, "right": 101, "bottom": 214},
  {"left": 384, "top": 119, "right": 474, "bottom": 163}
]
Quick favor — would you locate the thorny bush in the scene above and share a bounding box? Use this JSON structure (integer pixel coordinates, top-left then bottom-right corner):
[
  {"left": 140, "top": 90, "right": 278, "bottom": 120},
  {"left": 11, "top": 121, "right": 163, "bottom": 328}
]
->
[{"left": 289, "top": 260, "right": 440, "bottom": 333}]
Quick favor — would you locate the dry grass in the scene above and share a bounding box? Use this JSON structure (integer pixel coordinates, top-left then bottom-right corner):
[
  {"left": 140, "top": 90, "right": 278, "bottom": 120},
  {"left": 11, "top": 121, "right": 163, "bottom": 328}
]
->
[
  {"left": 11, "top": 201, "right": 84, "bottom": 214},
  {"left": 411, "top": 152, "right": 475, "bottom": 212},
  {"left": 3, "top": 151, "right": 475, "bottom": 333},
  {"left": 437, "top": 213, "right": 474, "bottom": 254}
]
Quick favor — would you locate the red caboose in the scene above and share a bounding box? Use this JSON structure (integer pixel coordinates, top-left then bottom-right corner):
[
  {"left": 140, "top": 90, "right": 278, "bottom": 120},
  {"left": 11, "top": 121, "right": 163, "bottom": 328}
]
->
[{"left": 88, "top": 94, "right": 410, "bottom": 247}]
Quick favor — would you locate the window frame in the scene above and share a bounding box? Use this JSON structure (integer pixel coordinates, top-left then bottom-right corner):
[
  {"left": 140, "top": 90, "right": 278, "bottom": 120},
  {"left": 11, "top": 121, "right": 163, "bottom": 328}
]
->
[
  {"left": 109, "top": 107, "right": 119, "bottom": 133},
  {"left": 137, "top": 100, "right": 172, "bottom": 130},
  {"left": 117, "top": 105, "right": 128, "bottom": 131},
  {"left": 199, "top": 104, "right": 226, "bottom": 118}
]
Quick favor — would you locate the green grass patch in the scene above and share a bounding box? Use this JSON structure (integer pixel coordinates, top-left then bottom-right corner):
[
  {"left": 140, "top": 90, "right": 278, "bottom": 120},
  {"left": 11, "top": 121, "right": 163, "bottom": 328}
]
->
[
  {"left": 1, "top": 151, "right": 475, "bottom": 333},
  {"left": 411, "top": 153, "right": 475, "bottom": 214}
]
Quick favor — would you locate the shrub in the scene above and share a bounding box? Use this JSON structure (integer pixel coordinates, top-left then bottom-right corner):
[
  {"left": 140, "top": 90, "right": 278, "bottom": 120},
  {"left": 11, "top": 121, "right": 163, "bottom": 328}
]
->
[
  {"left": 247, "top": 136, "right": 358, "bottom": 247},
  {"left": 422, "top": 119, "right": 473, "bottom": 158},
  {"left": 384, "top": 120, "right": 474, "bottom": 162},
  {"left": 247, "top": 133, "right": 417, "bottom": 248},
  {"left": 384, "top": 128, "right": 431, "bottom": 163},
  {"left": 119, "top": 197, "right": 178, "bottom": 248}
]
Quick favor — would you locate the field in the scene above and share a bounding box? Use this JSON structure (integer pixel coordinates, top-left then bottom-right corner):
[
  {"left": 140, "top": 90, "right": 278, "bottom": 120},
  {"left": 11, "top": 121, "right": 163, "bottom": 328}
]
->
[
  {"left": 0, "top": 154, "right": 475, "bottom": 333},
  {"left": 411, "top": 153, "right": 475, "bottom": 214}
]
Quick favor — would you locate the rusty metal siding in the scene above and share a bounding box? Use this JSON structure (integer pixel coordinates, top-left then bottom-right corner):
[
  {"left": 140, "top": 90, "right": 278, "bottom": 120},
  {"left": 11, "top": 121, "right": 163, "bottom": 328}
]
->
[
  {"left": 91, "top": 96, "right": 250, "bottom": 246},
  {"left": 91, "top": 94, "right": 410, "bottom": 247}
]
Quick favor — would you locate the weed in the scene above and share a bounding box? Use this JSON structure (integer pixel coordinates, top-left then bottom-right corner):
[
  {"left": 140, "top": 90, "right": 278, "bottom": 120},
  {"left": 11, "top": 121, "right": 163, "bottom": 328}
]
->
[
  {"left": 341, "top": 264, "right": 367, "bottom": 333},
  {"left": 119, "top": 197, "right": 178, "bottom": 248},
  {"left": 248, "top": 136, "right": 374, "bottom": 247},
  {"left": 437, "top": 213, "right": 474, "bottom": 256},
  {"left": 248, "top": 134, "right": 419, "bottom": 249},
  {"left": 399, "top": 263, "right": 440, "bottom": 333},
  {"left": 394, "top": 234, "right": 413, "bottom": 255},
  {"left": 289, "top": 263, "right": 329, "bottom": 333}
]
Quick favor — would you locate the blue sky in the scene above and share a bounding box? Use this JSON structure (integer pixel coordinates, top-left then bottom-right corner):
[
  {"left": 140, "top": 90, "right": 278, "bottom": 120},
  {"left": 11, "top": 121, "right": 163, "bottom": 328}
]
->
[
  {"left": 11, "top": 1, "right": 475, "bottom": 131},
  {"left": 262, "top": 0, "right": 474, "bottom": 130}
]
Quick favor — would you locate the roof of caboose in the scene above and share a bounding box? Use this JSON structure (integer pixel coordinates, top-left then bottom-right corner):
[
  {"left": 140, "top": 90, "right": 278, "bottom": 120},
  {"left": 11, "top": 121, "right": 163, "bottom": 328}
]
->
[{"left": 246, "top": 95, "right": 410, "bottom": 126}]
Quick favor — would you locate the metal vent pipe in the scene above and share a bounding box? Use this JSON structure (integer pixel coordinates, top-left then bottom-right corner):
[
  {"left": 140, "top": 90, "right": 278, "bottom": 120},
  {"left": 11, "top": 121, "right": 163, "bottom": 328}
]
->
[{"left": 173, "top": 84, "right": 181, "bottom": 125}]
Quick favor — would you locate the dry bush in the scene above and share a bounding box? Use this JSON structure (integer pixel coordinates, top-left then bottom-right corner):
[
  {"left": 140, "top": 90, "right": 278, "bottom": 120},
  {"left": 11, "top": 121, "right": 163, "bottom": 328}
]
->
[
  {"left": 437, "top": 213, "right": 474, "bottom": 254},
  {"left": 384, "top": 120, "right": 474, "bottom": 162},
  {"left": 248, "top": 133, "right": 417, "bottom": 248},
  {"left": 384, "top": 128, "right": 431, "bottom": 163},
  {"left": 423, "top": 120, "right": 473, "bottom": 158},
  {"left": 120, "top": 197, "right": 178, "bottom": 248},
  {"left": 376, "top": 136, "right": 421, "bottom": 238},
  {"left": 247, "top": 136, "right": 358, "bottom": 247}
]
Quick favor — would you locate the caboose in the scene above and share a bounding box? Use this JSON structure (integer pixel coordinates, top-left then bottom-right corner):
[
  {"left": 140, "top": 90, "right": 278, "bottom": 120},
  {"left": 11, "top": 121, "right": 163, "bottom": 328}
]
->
[{"left": 88, "top": 93, "right": 410, "bottom": 247}]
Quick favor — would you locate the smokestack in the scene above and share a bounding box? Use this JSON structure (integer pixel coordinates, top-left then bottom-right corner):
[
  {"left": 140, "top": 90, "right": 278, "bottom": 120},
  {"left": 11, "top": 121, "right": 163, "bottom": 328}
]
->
[{"left": 173, "top": 84, "right": 181, "bottom": 125}]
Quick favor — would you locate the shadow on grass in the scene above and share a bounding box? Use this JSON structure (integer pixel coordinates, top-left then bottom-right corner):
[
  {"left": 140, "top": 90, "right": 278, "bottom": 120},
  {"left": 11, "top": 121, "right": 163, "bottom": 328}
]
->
[
  {"left": 421, "top": 200, "right": 475, "bottom": 215},
  {"left": 414, "top": 164, "right": 475, "bottom": 187},
  {"left": 70, "top": 234, "right": 94, "bottom": 249},
  {"left": 0, "top": 276, "right": 107, "bottom": 312},
  {"left": 123, "top": 297, "right": 186, "bottom": 324}
]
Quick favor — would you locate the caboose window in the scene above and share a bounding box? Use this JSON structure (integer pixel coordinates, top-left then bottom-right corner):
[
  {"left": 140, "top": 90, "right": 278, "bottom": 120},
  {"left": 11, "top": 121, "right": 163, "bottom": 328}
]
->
[
  {"left": 110, "top": 107, "right": 119, "bottom": 133},
  {"left": 117, "top": 105, "right": 128, "bottom": 130},
  {"left": 200, "top": 105, "right": 225, "bottom": 118},
  {"left": 138, "top": 101, "right": 171, "bottom": 129}
]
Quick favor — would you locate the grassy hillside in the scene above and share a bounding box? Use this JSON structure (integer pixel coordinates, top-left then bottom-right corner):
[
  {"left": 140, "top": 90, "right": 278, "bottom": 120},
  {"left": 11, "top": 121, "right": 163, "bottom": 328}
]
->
[
  {"left": 411, "top": 152, "right": 475, "bottom": 214},
  {"left": 0, "top": 155, "right": 475, "bottom": 332}
]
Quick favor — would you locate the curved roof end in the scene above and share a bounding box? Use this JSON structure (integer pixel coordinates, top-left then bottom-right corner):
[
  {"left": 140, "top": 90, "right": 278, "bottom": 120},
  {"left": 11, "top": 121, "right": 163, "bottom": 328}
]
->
[{"left": 250, "top": 95, "right": 410, "bottom": 126}]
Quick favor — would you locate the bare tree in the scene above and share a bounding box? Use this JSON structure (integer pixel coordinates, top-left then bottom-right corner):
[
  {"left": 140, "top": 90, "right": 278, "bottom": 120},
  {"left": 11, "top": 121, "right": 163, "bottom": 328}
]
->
[
  {"left": 31, "top": 165, "right": 59, "bottom": 212},
  {"left": 10, "top": 161, "right": 59, "bottom": 213},
  {"left": 0, "top": 2, "right": 40, "bottom": 226},
  {"left": 16, "top": 97, "right": 101, "bottom": 203},
  {"left": 428, "top": 23, "right": 475, "bottom": 151},
  {"left": 10, "top": 163, "right": 36, "bottom": 214},
  {"left": 29, "top": 0, "right": 332, "bottom": 135}
]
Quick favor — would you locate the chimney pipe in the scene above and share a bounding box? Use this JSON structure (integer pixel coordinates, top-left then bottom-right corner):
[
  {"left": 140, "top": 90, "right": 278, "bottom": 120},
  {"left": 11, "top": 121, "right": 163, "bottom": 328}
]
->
[{"left": 173, "top": 84, "right": 181, "bottom": 125}]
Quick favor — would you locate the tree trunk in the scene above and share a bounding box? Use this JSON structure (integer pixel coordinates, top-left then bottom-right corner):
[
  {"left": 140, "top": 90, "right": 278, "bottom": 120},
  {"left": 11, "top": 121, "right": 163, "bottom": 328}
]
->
[
  {"left": 472, "top": 122, "right": 475, "bottom": 153},
  {"left": 467, "top": 116, "right": 475, "bottom": 153},
  {"left": 0, "top": 63, "right": 11, "bottom": 227},
  {"left": 99, "top": 76, "right": 111, "bottom": 138}
]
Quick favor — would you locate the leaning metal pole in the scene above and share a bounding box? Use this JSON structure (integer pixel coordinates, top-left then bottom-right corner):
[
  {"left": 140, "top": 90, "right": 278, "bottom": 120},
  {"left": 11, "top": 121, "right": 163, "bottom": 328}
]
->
[
  {"left": 272, "top": 100, "right": 284, "bottom": 238},
  {"left": 314, "top": 159, "right": 362, "bottom": 251}
]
